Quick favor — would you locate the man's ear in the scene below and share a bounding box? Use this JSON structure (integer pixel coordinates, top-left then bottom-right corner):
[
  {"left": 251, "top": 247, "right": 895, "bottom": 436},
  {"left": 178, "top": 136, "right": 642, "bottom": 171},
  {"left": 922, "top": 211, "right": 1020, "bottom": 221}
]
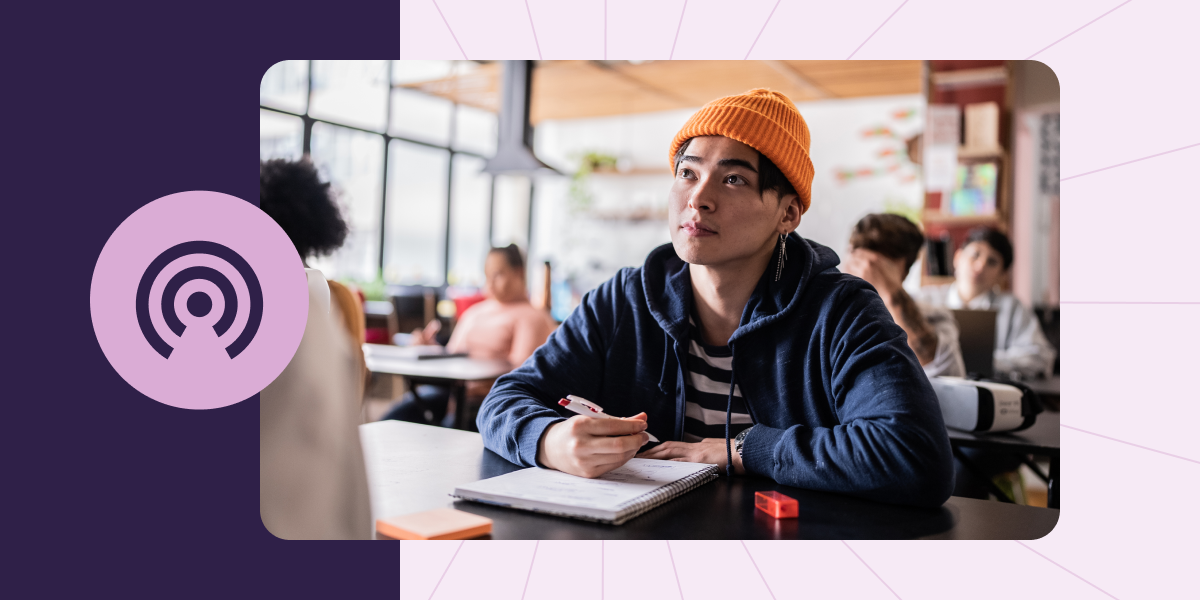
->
[{"left": 779, "top": 193, "right": 802, "bottom": 233}]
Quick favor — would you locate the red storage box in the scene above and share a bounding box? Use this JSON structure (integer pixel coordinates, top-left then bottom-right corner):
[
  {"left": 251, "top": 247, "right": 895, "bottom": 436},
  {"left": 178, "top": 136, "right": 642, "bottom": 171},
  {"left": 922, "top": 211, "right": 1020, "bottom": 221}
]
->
[{"left": 755, "top": 491, "right": 798, "bottom": 519}]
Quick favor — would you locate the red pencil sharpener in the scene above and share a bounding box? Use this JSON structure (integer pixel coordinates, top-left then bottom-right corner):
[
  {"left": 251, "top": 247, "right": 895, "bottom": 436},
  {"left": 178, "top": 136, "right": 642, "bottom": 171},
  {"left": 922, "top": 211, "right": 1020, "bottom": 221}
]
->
[{"left": 755, "top": 491, "right": 798, "bottom": 519}]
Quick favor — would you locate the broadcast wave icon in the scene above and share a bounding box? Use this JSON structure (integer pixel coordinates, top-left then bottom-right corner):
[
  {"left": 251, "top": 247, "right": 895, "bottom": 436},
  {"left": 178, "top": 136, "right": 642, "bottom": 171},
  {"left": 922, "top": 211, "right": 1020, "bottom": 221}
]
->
[
  {"left": 136, "top": 241, "right": 263, "bottom": 360},
  {"left": 91, "top": 191, "right": 308, "bottom": 410}
]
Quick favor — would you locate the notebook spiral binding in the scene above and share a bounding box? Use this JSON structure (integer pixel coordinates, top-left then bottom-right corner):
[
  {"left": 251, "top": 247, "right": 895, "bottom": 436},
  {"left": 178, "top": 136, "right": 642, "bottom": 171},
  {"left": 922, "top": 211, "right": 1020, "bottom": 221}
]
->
[{"left": 611, "top": 465, "right": 720, "bottom": 525}]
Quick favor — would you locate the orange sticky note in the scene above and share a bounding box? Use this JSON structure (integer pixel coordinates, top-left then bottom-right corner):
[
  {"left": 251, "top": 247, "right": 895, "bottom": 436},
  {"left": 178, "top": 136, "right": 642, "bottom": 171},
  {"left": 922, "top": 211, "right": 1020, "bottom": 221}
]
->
[
  {"left": 755, "top": 491, "right": 798, "bottom": 519},
  {"left": 376, "top": 508, "right": 493, "bottom": 540}
]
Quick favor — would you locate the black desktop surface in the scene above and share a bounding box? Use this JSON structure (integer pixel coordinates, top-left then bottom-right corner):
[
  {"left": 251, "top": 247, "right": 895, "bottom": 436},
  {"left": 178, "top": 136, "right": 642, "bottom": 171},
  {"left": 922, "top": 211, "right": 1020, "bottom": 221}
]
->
[{"left": 361, "top": 421, "right": 1058, "bottom": 540}]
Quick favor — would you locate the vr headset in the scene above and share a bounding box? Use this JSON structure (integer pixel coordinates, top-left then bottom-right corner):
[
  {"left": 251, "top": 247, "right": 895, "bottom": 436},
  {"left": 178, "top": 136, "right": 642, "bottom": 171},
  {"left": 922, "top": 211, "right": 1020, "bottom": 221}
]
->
[{"left": 930, "top": 376, "right": 1043, "bottom": 433}]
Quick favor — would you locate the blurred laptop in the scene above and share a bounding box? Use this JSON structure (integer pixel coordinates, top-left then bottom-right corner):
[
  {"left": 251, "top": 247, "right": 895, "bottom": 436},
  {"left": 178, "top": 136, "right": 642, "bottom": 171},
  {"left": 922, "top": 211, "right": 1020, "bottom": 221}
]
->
[{"left": 951, "top": 309, "right": 996, "bottom": 379}]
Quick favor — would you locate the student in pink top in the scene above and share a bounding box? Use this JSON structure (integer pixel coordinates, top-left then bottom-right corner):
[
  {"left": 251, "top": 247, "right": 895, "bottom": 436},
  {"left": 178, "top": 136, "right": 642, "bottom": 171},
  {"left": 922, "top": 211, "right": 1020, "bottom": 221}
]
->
[{"left": 383, "top": 244, "right": 557, "bottom": 426}]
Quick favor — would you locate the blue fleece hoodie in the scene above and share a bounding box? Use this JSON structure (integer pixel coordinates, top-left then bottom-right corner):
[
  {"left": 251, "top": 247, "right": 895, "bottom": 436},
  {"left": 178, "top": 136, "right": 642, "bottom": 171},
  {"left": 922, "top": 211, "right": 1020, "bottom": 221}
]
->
[{"left": 477, "top": 233, "right": 954, "bottom": 508}]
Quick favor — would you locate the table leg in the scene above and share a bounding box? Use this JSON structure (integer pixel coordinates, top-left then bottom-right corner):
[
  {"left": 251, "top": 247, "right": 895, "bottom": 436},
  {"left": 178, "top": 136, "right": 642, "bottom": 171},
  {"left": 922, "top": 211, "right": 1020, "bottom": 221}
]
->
[
  {"left": 1048, "top": 450, "right": 1059, "bottom": 509},
  {"left": 452, "top": 382, "right": 467, "bottom": 431},
  {"left": 951, "top": 445, "right": 1015, "bottom": 503}
]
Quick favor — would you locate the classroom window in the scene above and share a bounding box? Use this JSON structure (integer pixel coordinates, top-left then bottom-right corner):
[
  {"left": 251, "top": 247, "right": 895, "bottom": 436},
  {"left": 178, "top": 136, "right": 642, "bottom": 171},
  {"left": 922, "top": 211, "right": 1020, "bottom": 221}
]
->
[
  {"left": 259, "top": 60, "right": 500, "bottom": 288},
  {"left": 453, "top": 104, "right": 499, "bottom": 156},
  {"left": 308, "top": 122, "right": 385, "bottom": 282},
  {"left": 448, "top": 154, "right": 492, "bottom": 287},
  {"left": 259, "top": 60, "right": 308, "bottom": 114},
  {"left": 383, "top": 140, "right": 450, "bottom": 286},
  {"left": 391, "top": 60, "right": 455, "bottom": 85},
  {"left": 259, "top": 110, "right": 304, "bottom": 161},
  {"left": 389, "top": 88, "right": 454, "bottom": 147},
  {"left": 309, "top": 60, "right": 389, "bottom": 133}
]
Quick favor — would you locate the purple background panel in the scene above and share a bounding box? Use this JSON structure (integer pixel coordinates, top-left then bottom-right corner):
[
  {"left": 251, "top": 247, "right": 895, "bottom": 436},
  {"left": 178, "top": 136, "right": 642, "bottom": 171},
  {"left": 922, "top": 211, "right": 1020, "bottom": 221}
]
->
[{"left": 6, "top": 1, "right": 400, "bottom": 598}]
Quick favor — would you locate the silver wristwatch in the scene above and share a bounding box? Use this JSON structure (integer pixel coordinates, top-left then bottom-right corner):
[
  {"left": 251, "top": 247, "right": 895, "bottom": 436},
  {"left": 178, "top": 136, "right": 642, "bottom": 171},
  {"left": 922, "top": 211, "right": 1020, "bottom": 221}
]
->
[{"left": 734, "top": 427, "right": 752, "bottom": 457}]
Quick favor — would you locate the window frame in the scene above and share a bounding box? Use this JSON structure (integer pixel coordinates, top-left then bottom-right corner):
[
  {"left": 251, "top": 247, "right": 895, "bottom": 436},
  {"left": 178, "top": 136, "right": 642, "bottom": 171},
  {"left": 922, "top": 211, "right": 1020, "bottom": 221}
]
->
[{"left": 260, "top": 60, "right": 497, "bottom": 286}]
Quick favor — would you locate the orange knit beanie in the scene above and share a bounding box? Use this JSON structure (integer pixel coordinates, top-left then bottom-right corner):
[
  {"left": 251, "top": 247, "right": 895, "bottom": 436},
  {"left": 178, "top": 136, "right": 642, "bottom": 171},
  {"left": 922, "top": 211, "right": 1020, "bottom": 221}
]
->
[{"left": 668, "top": 88, "right": 814, "bottom": 212}]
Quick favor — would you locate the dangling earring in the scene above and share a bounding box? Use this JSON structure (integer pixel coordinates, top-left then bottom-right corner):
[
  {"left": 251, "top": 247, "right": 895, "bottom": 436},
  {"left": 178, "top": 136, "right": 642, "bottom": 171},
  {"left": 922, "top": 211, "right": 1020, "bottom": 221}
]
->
[{"left": 774, "top": 233, "right": 788, "bottom": 282}]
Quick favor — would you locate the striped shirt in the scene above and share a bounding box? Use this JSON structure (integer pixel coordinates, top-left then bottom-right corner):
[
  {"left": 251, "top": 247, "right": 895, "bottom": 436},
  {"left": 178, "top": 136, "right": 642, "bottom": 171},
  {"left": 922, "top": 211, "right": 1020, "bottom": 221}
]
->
[{"left": 683, "top": 319, "right": 754, "bottom": 442}]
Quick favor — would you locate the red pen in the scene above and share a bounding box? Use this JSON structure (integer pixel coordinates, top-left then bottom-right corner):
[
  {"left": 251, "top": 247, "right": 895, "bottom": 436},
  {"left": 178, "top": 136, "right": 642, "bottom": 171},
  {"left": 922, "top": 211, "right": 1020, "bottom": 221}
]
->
[{"left": 558, "top": 395, "right": 659, "bottom": 443}]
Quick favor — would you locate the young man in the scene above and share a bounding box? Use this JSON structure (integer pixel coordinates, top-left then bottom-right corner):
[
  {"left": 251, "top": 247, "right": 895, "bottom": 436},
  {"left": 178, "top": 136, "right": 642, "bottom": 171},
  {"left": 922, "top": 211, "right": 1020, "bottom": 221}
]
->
[
  {"left": 478, "top": 90, "right": 953, "bottom": 508},
  {"left": 914, "top": 228, "right": 1056, "bottom": 380},
  {"left": 841, "top": 213, "right": 966, "bottom": 378}
]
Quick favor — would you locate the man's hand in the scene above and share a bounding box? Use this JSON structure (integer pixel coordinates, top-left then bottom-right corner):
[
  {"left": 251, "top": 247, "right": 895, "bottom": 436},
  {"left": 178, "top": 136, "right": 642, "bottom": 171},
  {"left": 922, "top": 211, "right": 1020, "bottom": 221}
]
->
[
  {"left": 843, "top": 248, "right": 937, "bottom": 365},
  {"left": 635, "top": 438, "right": 745, "bottom": 474},
  {"left": 842, "top": 248, "right": 906, "bottom": 301},
  {"left": 537, "top": 413, "right": 650, "bottom": 478}
]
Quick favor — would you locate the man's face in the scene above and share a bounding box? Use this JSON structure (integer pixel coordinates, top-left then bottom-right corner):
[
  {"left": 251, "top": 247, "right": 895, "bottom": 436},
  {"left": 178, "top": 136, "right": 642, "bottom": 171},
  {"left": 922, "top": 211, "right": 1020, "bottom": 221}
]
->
[
  {"left": 668, "top": 136, "right": 796, "bottom": 267},
  {"left": 954, "top": 240, "right": 1006, "bottom": 294}
]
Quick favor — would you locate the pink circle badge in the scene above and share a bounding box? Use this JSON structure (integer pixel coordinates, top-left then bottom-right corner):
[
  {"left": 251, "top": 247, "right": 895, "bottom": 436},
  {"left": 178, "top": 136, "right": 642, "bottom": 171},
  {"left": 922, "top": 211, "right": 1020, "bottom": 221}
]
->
[{"left": 91, "top": 191, "right": 308, "bottom": 409}]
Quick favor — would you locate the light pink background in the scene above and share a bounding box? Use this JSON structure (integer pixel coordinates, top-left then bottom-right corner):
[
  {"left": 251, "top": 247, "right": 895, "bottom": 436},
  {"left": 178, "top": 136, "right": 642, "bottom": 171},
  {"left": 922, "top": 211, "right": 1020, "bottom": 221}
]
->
[
  {"left": 91, "top": 191, "right": 308, "bottom": 410},
  {"left": 399, "top": 1, "right": 1199, "bottom": 598}
]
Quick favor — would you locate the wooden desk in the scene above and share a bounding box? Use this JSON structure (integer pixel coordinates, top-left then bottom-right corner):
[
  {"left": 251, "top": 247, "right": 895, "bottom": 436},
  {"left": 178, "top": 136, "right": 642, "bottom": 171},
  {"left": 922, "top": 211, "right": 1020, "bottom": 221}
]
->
[
  {"left": 360, "top": 421, "right": 1059, "bottom": 540},
  {"left": 946, "top": 411, "right": 1060, "bottom": 509},
  {"left": 362, "top": 344, "right": 511, "bottom": 430}
]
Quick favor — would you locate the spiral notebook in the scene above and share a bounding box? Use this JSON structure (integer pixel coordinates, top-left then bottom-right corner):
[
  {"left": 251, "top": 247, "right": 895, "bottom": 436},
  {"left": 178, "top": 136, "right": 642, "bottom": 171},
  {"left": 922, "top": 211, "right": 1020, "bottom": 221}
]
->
[{"left": 451, "top": 459, "right": 719, "bottom": 525}]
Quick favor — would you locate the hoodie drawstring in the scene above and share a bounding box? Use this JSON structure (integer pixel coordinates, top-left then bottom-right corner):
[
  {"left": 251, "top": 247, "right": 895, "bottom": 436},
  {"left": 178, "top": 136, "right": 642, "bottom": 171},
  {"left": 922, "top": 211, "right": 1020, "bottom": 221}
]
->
[
  {"left": 724, "top": 368, "right": 737, "bottom": 477},
  {"left": 657, "top": 334, "right": 671, "bottom": 394}
]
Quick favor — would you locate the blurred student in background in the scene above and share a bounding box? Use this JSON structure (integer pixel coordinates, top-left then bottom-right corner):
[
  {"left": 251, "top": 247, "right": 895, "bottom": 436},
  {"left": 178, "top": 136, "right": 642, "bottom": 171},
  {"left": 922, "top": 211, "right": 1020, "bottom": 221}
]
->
[
  {"left": 259, "top": 157, "right": 371, "bottom": 539},
  {"left": 914, "top": 228, "right": 1056, "bottom": 380},
  {"left": 384, "top": 244, "right": 557, "bottom": 425},
  {"left": 842, "top": 214, "right": 965, "bottom": 378},
  {"left": 259, "top": 158, "right": 367, "bottom": 390}
]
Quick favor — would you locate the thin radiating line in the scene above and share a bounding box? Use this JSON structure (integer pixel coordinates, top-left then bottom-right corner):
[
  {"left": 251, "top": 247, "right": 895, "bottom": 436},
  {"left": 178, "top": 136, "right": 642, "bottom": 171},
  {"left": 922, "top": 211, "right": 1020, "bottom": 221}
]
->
[
  {"left": 670, "top": 0, "right": 689, "bottom": 60},
  {"left": 1060, "top": 142, "right": 1200, "bottom": 181},
  {"left": 1027, "top": 0, "right": 1136, "bottom": 59},
  {"left": 1062, "top": 424, "right": 1200, "bottom": 465},
  {"left": 524, "top": 0, "right": 542, "bottom": 60},
  {"left": 429, "top": 0, "right": 467, "bottom": 60},
  {"left": 666, "top": 541, "right": 684, "bottom": 599},
  {"left": 427, "top": 540, "right": 465, "bottom": 600},
  {"left": 744, "top": 0, "right": 783, "bottom": 59},
  {"left": 842, "top": 541, "right": 903, "bottom": 600},
  {"left": 1015, "top": 541, "right": 1121, "bottom": 599},
  {"left": 520, "top": 541, "right": 540, "bottom": 599},
  {"left": 740, "top": 541, "right": 778, "bottom": 600},
  {"left": 1061, "top": 300, "right": 1200, "bottom": 305},
  {"left": 846, "top": 0, "right": 909, "bottom": 60}
]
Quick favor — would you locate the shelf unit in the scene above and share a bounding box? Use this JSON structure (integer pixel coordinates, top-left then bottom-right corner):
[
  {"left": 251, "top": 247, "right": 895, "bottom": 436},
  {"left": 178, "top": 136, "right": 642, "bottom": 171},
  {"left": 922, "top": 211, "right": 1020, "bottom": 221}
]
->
[{"left": 920, "top": 60, "right": 1015, "bottom": 286}]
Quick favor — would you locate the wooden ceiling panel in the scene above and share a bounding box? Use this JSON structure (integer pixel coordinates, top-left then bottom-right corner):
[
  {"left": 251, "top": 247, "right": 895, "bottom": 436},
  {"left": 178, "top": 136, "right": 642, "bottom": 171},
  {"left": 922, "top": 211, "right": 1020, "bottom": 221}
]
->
[{"left": 399, "top": 60, "right": 923, "bottom": 123}]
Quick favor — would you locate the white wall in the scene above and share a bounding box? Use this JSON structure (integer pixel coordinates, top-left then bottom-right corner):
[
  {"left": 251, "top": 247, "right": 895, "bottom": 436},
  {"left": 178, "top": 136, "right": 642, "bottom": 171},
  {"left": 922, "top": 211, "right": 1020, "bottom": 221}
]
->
[
  {"left": 1011, "top": 61, "right": 1061, "bottom": 308},
  {"left": 528, "top": 94, "right": 926, "bottom": 313}
]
